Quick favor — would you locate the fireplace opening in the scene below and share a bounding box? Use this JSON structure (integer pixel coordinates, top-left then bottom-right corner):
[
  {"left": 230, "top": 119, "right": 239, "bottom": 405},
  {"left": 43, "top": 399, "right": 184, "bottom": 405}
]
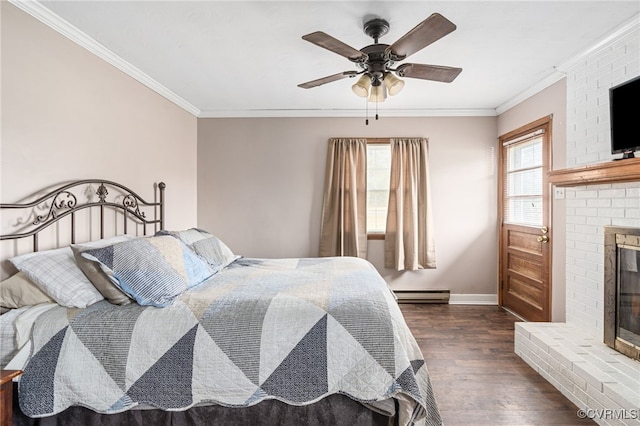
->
[{"left": 604, "top": 226, "right": 640, "bottom": 361}]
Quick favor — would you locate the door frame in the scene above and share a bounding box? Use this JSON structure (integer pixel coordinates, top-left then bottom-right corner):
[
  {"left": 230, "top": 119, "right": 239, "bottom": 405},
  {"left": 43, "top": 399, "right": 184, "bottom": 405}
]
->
[{"left": 498, "top": 115, "right": 553, "bottom": 321}]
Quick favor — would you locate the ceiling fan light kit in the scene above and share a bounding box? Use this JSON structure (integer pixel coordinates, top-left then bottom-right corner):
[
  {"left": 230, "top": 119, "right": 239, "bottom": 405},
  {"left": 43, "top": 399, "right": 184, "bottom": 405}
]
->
[
  {"left": 369, "top": 84, "right": 387, "bottom": 103},
  {"left": 298, "top": 12, "right": 462, "bottom": 123},
  {"left": 383, "top": 72, "right": 405, "bottom": 96},
  {"left": 352, "top": 74, "right": 371, "bottom": 97}
]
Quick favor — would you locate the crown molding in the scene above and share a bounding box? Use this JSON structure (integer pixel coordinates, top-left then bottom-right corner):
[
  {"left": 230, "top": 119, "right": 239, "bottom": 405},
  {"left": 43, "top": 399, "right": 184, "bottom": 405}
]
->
[
  {"left": 496, "top": 12, "right": 640, "bottom": 115},
  {"left": 9, "top": 0, "right": 201, "bottom": 117},
  {"left": 556, "top": 12, "right": 639, "bottom": 73},
  {"left": 198, "top": 108, "right": 498, "bottom": 118},
  {"left": 495, "top": 71, "right": 565, "bottom": 115},
  {"left": 12, "top": 1, "right": 638, "bottom": 120},
  {"left": 13, "top": 0, "right": 488, "bottom": 119}
]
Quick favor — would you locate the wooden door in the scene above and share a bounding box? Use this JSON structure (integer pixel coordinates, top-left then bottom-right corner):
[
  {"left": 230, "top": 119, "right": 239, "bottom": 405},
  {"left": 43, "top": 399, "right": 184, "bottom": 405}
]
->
[{"left": 499, "top": 116, "right": 552, "bottom": 322}]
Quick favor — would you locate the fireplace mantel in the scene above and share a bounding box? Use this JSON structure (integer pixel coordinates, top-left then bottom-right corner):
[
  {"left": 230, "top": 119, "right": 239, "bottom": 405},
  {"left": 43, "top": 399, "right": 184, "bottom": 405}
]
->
[{"left": 548, "top": 157, "right": 640, "bottom": 187}]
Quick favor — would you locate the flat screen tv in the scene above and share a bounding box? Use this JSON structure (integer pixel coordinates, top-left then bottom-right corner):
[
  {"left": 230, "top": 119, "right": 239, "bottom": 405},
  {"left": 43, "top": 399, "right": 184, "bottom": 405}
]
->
[{"left": 610, "top": 75, "right": 640, "bottom": 160}]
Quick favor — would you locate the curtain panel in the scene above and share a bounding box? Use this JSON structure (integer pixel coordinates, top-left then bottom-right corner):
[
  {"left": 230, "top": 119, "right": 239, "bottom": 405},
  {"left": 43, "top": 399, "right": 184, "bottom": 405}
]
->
[
  {"left": 384, "top": 138, "right": 436, "bottom": 271},
  {"left": 319, "top": 138, "right": 368, "bottom": 258}
]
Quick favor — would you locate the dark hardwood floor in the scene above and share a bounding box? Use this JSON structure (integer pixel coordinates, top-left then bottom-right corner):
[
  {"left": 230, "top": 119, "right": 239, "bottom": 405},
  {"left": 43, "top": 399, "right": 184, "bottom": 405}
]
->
[{"left": 399, "top": 304, "right": 595, "bottom": 426}]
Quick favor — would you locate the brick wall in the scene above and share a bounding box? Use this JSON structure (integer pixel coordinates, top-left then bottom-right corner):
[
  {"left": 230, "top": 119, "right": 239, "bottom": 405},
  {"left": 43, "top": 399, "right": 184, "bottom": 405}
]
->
[
  {"left": 564, "top": 24, "right": 640, "bottom": 338},
  {"left": 515, "top": 19, "right": 640, "bottom": 426},
  {"left": 515, "top": 322, "right": 640, "bottom": 426}
]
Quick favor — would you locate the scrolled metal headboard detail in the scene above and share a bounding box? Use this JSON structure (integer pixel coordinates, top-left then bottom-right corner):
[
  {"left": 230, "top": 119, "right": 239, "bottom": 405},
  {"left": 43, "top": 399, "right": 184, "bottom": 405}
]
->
[{"left": 0, "top": 179, "right": 165, "bottom": 251}]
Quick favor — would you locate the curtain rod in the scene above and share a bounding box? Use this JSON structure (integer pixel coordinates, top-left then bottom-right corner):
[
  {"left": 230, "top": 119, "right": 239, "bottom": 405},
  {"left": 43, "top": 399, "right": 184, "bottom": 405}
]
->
[{"left": 333, "top": 137, "right": 425, "bottom": 144}]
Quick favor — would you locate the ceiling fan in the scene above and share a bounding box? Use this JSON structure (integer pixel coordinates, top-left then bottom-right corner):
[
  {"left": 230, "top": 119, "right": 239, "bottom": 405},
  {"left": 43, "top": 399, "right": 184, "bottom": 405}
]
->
[{"left": 298, "top": 13, "right": 462, "bottom": 103}]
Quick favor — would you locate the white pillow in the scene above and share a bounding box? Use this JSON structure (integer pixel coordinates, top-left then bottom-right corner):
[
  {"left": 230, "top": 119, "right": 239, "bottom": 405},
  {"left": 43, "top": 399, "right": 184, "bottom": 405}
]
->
[{"left": 9, "top": 235, "right": 133, "bottom": 308}]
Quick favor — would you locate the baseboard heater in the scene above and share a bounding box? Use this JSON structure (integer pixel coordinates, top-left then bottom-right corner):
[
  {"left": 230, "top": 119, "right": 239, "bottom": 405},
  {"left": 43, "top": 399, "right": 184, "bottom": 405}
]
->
[{"left": 393, "top": 290, "right": 450, "bottom": 304}]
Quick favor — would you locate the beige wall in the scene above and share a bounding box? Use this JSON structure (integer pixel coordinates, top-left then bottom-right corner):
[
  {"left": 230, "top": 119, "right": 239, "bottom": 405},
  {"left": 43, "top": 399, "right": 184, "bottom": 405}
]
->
[
  {"left": 198, "top": 116, "right": 499, "bottom": 296},
  {"left": 1, "top": 3, "right": 198, "bottom": 270},
  {"left": 2, "top": 1, "right": 522, "bottom": 299},
  {"left": 496, "top": 78, "right": 567, "bottom": 321}
]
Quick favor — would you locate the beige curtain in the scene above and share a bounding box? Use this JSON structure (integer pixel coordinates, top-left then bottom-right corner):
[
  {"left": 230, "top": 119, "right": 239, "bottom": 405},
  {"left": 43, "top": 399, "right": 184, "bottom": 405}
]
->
[
  {"left": 384, "top": 138, "right": 436, "bottom": 270},
  {"left": 319, "top": 138, "right": 367, "bottom": 258}
]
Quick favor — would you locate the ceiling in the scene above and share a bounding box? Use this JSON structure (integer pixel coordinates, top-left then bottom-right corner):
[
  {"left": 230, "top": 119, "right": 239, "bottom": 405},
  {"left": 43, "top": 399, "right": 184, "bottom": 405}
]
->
[{"left": 17, "top": 1, "right": 640, "bottom": 117}]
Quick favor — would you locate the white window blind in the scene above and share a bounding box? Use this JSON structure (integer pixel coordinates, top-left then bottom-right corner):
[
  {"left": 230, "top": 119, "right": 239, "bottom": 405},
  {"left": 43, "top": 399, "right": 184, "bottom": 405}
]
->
[
  {"left": 503, "top": 131, "right": 544, "bottom": 226},
  {"left": 366, "top": 143, "right": 391, "bottom": 233}
]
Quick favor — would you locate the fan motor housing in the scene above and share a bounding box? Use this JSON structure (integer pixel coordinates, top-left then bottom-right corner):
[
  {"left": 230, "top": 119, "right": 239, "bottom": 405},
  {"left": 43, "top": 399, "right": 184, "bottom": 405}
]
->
[{"left": 359, "top": 44, "right": 392, "bottom": 78}]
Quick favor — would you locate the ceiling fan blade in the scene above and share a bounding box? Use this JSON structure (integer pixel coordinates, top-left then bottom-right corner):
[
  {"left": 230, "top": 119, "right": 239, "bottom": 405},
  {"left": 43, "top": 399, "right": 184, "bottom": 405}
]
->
[
  {"left": 387, "top": 13, "right": 457, "bottom": 60},
  {"left": 396, "top": 63, "right": 462, "bottom": 83},
  {"left": 298, "top": 71, "right": 358, "bottom": 89},
  {"left": 302, "top": 32, "right": 367, "bottom": 62}
]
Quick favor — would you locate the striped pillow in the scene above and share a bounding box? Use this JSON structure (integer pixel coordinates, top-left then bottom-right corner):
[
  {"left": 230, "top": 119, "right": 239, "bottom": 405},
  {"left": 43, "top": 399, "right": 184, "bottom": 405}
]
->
[
  {"left": 156, "top": 228, "right": 239, "bottom": 273},
  {"left": 80, "top": 235, "right": 214, "bottom": 307}
]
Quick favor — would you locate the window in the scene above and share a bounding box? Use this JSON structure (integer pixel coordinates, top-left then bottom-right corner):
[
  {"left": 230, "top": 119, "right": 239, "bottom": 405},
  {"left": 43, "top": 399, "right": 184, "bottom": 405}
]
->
[
  {"left": 366, "top": 142, "right": 391, "bottom": 235},
  {"left": 320, "top": 137, "right": 434, "bottom": 268},
  {"left": 503, "top": 132, "right": 543, "bottom": 226}
]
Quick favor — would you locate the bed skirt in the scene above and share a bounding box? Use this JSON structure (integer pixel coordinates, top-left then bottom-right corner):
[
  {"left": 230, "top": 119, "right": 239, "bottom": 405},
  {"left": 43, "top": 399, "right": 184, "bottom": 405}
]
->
[{"left": 13, "top": 385, "right": 393, "bottom": 426}]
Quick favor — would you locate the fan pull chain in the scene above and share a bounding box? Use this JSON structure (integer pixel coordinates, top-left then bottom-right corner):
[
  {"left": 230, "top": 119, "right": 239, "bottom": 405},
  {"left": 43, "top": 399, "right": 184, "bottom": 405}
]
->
[{"left": 365, "top": 96, "right": 369, "bottom": 125}]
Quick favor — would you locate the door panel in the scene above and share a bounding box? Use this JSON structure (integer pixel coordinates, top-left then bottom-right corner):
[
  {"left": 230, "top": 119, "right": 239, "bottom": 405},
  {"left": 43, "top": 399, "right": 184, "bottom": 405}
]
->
[
  {"left": 508, "top": 229, "right": 543, "bottom": 255},
  {"left": 509, "top": 254, "right": 542, "bottom": 282},
  {"left": 502, "top": 224, "right": 549, "bottom": 321},
  {"left": 509, "top": 277, "right": 542, "bottom": 307},
  {"left": 498, "top": 116, "right": 552, "bottom": 321}
]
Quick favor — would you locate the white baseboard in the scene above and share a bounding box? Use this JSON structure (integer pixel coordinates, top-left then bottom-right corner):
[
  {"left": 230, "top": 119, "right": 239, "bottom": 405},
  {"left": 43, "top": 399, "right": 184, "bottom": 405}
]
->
[{"left": 449, "top": 294, "right": 498, "bottom": 305}]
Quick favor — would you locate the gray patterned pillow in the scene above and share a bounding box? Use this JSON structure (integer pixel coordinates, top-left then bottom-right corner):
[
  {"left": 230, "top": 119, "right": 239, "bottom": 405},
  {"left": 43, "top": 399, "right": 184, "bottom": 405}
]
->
[
  {"left": 80, "top": 235, "right": 215, "bottom": 307},
  {"left": 71, "top": 245, "right": 133, "bottom": 306}
]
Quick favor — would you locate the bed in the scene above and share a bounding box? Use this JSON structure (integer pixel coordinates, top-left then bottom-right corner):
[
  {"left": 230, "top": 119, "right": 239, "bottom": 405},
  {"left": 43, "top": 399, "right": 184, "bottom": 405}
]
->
[{"left": 0, "top": 180, "right": 442, "bottom": 426}]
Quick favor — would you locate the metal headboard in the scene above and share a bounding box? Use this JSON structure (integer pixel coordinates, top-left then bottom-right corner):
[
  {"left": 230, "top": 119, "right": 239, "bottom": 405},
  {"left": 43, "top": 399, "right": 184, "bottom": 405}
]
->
[{"left": 0, "top": 179, "right": 165, "bottom": 252}]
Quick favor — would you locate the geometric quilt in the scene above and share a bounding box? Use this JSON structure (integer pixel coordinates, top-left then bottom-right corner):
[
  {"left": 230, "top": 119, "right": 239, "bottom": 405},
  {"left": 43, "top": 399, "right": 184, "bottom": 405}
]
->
[{"left": 18, "top": 256, "right": 442, "bottom": 426}]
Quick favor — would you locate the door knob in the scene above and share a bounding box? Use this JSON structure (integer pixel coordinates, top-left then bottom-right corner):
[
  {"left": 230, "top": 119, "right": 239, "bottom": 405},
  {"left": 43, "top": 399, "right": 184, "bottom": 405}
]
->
[
  {"left": 537, "top": 235, "right": 549, "bottom": 243},
  {"left": 540, "top": 226, "right": 548, "bottom": 234}
]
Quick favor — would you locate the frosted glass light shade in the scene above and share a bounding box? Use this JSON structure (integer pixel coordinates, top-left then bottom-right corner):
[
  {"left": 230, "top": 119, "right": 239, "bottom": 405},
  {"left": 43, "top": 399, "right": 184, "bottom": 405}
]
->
[
  {"left": 352, "top": 74, "right": 371, "bottom": 98},
  {"left": 368, "top": 84, "right": 387, "bottom": 103},
  {"left": 383, "top": 72, "right": 405, "bottom": 96}
]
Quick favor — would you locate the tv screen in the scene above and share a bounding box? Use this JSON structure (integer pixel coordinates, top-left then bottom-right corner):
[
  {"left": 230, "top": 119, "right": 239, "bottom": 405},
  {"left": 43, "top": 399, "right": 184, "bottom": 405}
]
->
[{"left": 610, "top": 76, "right": 640, "bottom": 159}]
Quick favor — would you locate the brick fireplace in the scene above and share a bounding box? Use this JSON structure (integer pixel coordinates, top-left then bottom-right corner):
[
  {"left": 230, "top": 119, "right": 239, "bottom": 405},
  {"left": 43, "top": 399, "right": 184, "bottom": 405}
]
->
[
  {"left": 604, "top": 227, "right": 640, "bottom": 362},
  {"left": 514, "top": 15, "right": 640, "bottom": 426},
  {"left": 515, "top": 182, "right": 640, "bottom": 426}
]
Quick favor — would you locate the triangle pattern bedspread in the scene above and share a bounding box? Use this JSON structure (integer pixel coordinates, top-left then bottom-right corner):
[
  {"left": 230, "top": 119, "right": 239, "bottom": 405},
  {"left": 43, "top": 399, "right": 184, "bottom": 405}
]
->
[{"left": 19, "top": 256, "right": 442, "bottom": 425}]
